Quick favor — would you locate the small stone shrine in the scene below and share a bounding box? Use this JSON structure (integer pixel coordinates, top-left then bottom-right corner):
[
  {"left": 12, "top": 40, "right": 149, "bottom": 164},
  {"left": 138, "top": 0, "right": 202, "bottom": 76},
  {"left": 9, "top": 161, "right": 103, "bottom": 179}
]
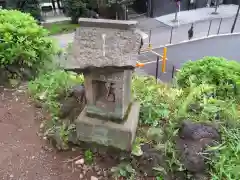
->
[{"left": 68, "top": 18, "right": 141, "bottom": 151}]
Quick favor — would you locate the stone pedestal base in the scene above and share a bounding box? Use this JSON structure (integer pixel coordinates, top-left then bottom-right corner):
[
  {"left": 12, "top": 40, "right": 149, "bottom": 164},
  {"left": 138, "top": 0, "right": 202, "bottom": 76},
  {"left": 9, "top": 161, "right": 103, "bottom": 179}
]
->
[{"left": 75, "top": 102, "right": 140, "bottom": 151}]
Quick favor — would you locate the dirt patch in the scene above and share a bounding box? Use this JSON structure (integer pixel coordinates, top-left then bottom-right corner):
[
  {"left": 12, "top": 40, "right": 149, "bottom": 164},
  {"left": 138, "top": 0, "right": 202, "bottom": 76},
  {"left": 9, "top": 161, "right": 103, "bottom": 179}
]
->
[{"left": 0, "top": 85, "right": 116, "bottom": 180}]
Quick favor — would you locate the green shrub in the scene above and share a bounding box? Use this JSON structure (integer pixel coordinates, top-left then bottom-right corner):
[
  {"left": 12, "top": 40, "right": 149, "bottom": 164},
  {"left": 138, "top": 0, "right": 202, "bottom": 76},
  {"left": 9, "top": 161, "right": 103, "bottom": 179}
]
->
[
  {"left": 133, "top": 75, "right": 240, "bottom": 178},
  {"left": 210, "top": 127, "right": 240, "bottom": 180},
  {"left": 176, "top": 57, "right": 240, "bottom": 101},
  {"left": 28, "top": 70, "right": 84, "bottom": 115},
  {"left": 62, "top": 0, "right": 90, "bottom": 23},
  {"left": 0, "top": 10, "right": 57, "bottom": 79},
  {"left": 132, "top": 75, "right": 182, "bottom": 126}
]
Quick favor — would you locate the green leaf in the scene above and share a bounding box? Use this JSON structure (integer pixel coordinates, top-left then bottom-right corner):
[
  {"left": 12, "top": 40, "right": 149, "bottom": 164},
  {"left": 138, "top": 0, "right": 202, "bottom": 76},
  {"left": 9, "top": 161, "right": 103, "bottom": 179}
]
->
[{"left": 119, "top": 169, "right": 127, "bottom": 177}]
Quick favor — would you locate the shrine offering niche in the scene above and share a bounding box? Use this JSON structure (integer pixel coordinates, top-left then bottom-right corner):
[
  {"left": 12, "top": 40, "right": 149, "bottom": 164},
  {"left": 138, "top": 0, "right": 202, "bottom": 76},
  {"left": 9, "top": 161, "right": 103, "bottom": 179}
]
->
[{"left": 84, "top": 68, "right": 132, "bottom": 122}]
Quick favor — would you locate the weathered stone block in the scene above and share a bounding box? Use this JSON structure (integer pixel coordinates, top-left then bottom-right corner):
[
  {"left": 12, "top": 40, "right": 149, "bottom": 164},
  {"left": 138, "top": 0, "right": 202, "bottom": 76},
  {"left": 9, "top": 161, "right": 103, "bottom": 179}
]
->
[
  {"left": 75, "top": 102, "right": 140, "bottom": 151},
  {"left": 84, "top": 69, "right": 132, "bottom": 122},
  {"left": 65, "top": 18, "right": 141, "bottom": 71}
]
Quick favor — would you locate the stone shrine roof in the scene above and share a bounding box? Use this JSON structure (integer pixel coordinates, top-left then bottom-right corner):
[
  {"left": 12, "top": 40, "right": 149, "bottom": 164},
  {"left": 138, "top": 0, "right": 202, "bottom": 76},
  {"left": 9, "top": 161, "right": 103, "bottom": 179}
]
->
[{"left": 64, "top": 18, "right": 141, "bottom": 72}]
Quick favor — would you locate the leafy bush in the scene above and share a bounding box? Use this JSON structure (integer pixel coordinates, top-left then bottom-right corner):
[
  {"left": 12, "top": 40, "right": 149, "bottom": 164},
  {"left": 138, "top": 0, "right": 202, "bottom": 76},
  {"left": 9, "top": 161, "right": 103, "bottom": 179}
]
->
[
  {"left": 210, "top": 127, "right": 240, "bottom": 180},
  {"left": 176, "top": 57, "right": 240, "bottom": 101},
  {"left": 132, "top": 74, "right": 240, "bottom": 178},
  {"left": 28, "top": 70, "right": 84, "bottom": 115},
  {"left": 0, "top": 10, "right": 57, "bottom": 80},
  {"left": 132, "top": 75, "right": 181, "bottom": 126},
  {"left": 62, "top": 0, "right": 97, "bottom": 23}
]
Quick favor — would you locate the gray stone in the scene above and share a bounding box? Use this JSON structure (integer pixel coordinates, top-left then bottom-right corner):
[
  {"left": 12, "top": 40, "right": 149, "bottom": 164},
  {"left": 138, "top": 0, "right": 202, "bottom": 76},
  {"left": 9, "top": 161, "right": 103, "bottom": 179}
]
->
[
  {"left": 47, "top": 127, "right": 69, "bottom": 150},
  {"left": 177, "top": 121, "right": 221, "bottom": 173},
  {"left": 75, "top": 158, "right": 84, "bottom": 165},
  {"left": 69, "top": 84, "right": 86, "bottom": 102},
  {"left": 59, "top": 97, "right": 79, "bottom": 119},
  {"left": 179, "top": 121, "right": 220, "bottom": 141},
  {"left": 90, "top": 176, "right": 98, "bottom": 180},
  {"left": 65, "top": 18, "right": 141, "bottom": 71},
  {"left": 193, "top": 173, "right": 209, "bottom": 180},
  {"left": 78, "top": 18, "right": 138, "bottom": 30},
  {"left": 75, "top": 102, "right": 140, "bottom": 151},
  {"left": 177, "top": 138, "right": 206, "bottom": 173}
]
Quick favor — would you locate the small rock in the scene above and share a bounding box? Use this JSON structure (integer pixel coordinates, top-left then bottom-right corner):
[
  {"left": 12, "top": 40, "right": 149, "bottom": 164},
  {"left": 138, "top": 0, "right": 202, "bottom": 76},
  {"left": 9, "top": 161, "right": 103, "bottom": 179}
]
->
[
  {"left": 91, "top": 176, "right": 98, "bottom": 180},
  {"left": 75, "top": 158, "right": 84, "bottom": 165},
  {"left": 70, "top": 85, "right": 85, "bottom": 100},
  {"left": 83, "top": 164, "right": 88, "bottom": 170},
  {"left": 43, "top": 136, "right": 47, "bottom": 140},
  {"left": 37, "top": 132, "right": 43, "bottom": 137},
  {"left": 179, "top": 121, "right": 220, "bottom": 141},
  {"left": 94, "top": 166, "right": 100, "bottom": 172},
  {"left": 59, "top": 97, "right": 80, "bottom": 119},
  {"left": 40, "top": 122, "right": 45, "bottom": 129},
  {"left": 103, "top": 170, "right": 108, "bottom": 177},
  {"left": 79, "top": 173, "right": 84, "bottom": 179},
  {"left": 72, "top": 147, "right": 76, "bottom": 151},
  {"left": 96, "top": 171, "right": 101, "bottom": 175},
  {"left": 194, "top": 173, "right": 209, "bottom": 180},
  {"left": 9, "top": 174, "right": 14, "bottom": 178},
  {"left": 31, "top": 156, "right": 35, "bottom": 159},
  {"left": 34, "top": 101, "right": 42, "bottom": 108}
]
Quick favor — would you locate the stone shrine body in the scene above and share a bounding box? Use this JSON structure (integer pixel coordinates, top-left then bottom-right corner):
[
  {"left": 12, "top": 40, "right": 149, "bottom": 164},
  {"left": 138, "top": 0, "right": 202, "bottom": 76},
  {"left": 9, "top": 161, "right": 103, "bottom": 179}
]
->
[
  {"left": 85, "top": 68, "right": 132, "bottom": 122},
  {"left": 68, "top": 18, "right": 141, "bottom": 151}
]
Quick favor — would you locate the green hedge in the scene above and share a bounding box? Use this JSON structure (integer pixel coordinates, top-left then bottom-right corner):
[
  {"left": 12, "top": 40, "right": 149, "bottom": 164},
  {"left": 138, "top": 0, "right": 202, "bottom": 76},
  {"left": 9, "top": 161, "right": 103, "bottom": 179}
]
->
[
  {"left": 0, "top": 10, "right": 57, "bottom": 80},
  {"left": 176, "top": 57, "right": 240, "bottom": 101}
]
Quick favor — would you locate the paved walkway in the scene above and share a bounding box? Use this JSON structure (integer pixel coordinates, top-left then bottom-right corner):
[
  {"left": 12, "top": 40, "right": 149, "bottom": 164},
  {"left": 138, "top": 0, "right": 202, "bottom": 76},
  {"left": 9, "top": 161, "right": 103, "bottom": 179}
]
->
[
  {"left": 155, "top": 4, "right": 238, "bottom": 27},
  {"left": 51, "top": 33, "right": 75, "bottom": 48},
  {"left": 148, "top": 16, "right": 240, "bottom": 48},
  {"left": 43, "top": 16, "right": 70, "bottom": 24},
  {"left": 131, "top": 4, "right": 240, "bottom": 48}
]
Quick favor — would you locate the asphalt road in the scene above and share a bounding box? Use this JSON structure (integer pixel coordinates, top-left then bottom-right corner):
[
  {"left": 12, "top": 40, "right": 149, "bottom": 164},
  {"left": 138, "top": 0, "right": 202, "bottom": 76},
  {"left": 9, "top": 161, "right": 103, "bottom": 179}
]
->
[
  {"left": 139, "top": 34, "right": 240, "bottom": 82},
  {"left": 139, "top": 16, "right": 240, "bottom": 48}
]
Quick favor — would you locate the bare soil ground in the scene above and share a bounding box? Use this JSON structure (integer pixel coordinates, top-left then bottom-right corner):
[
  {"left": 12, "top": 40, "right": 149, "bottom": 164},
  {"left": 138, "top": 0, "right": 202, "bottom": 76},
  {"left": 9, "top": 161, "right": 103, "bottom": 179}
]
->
[{"left": 0, "top": 85, "right": 115, "bottom": 180}]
